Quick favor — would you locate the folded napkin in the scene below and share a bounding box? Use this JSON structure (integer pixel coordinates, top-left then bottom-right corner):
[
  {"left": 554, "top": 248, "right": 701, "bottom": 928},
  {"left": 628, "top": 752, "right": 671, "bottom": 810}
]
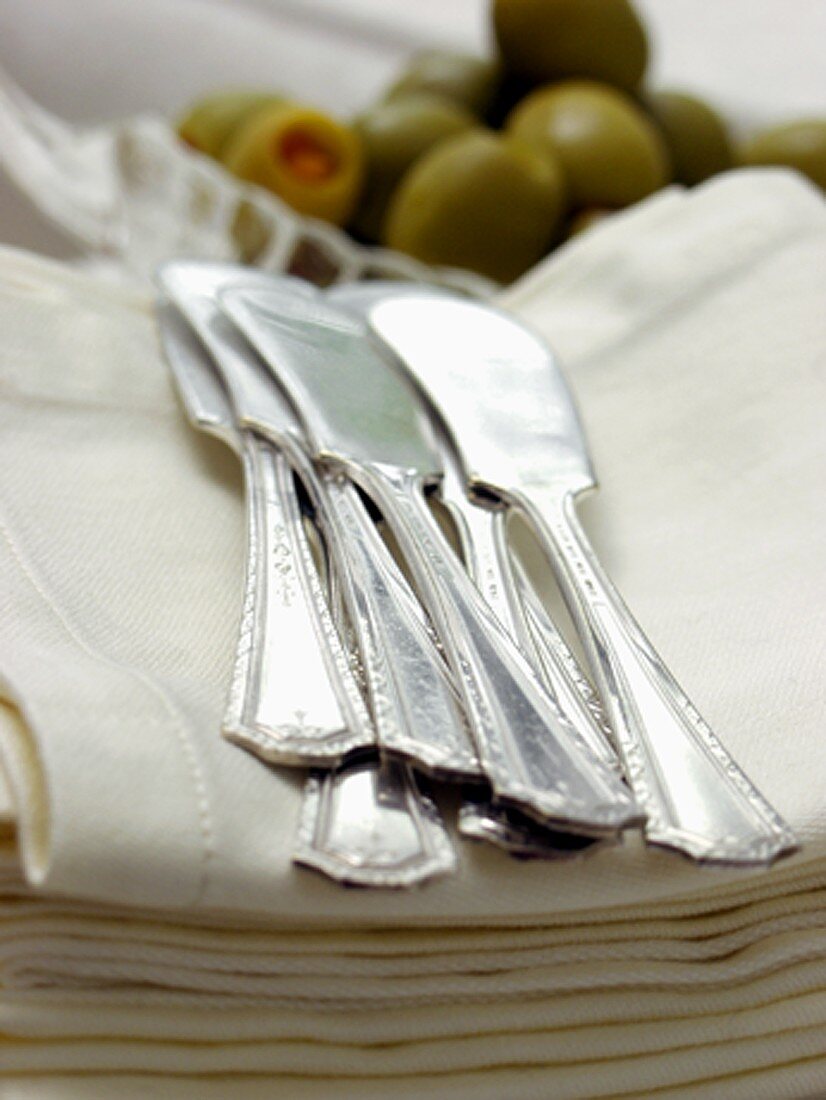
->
[{"left": 1, "top": 169, "right": 825, "bottom": 1098}]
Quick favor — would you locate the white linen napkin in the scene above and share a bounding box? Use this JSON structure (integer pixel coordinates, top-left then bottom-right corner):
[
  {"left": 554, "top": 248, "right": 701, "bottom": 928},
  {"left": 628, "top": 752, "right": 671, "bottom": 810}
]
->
[
  {"left": 1, "top": 168, "right": 826, "bottom": 1098},
  {"left": 1, "top": 167, "right": 824, "bottom": 919}
]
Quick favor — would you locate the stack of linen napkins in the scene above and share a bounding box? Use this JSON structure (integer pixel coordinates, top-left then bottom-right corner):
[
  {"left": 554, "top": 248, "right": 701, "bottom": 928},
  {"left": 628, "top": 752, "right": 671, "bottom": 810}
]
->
[{"left": 1, "top": 170, "right": 825, "bottom": 1099}]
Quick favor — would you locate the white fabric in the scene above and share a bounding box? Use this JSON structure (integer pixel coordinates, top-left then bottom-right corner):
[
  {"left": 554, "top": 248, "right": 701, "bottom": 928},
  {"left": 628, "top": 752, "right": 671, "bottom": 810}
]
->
[
  {"left": 1, "top": 169, "right": 826, "bottom": 1095},
  {"left": 1, "top": 169, "right": 824, "bottom": 920}
]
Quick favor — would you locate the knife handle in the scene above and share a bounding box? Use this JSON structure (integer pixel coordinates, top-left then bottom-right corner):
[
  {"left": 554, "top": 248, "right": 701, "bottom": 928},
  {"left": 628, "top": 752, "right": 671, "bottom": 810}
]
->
[
  {"left": 294, "top": 755, "right": 456, "bottom": 888},
  {"left": 358, "top": 463, "right": 639, "bottom": 835},
  {"left": 515, "top": 558, "right": 618, "bottom": 768},
  {"left": 318, "top": 476, "right": 481, "bottom": 780},
  {"left": 223, "top": 433, "right": 374, "bottom": 764},
  {"left": 277, "top": 461, "right": 460, "bottom": 887},
  {"left": 512, "top": 486, "right": 798, "bottom": 866},
  {"left": 440, "top": 490, "right": 619, "bottom": 774},
  {"left": 440, "top": 483, "right": 621, "bottom": 857}
]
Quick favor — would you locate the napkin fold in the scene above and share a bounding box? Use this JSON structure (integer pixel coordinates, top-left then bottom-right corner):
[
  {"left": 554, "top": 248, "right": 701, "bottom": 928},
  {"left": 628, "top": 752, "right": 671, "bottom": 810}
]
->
[{"left": 1, "top": 168, "right": 825, "bottom": 1097}]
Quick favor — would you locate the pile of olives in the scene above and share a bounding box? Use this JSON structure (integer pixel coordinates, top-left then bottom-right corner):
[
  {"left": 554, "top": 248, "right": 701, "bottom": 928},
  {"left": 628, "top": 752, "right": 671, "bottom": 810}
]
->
[{"left": 177, "top": 0, "right": 826, "bottom": 284}]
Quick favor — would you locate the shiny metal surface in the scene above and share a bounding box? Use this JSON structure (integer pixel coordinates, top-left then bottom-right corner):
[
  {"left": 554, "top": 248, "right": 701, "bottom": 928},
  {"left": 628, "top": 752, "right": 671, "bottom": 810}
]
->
[
  {"left": 438, "top": 466, "right": 624, "bottom": 855},
  {"left": 366, "top": 292, "right": 594, "bottom": 502},
  {"left": 445, "top": 493, "right": 618, "bottom": 776},
  {"left": 157, "top": 280, "right": 373, "bottom": 765},
  {"left": 367, "top": 292, "right": 798, "bottom": 867},
  {"left": 158, "top": 263, "right": 312, "bottom": 445},
  {"left": 330, "top": 281, "right": 621, "bottom": 857},
  {"left": 295, "top": 756, "right": 455, "bottom": 888},
  {"left": 321, "top": 476, "right": 481, "bottom": 780},
  {"left": 458, "top": 796, "right": 612, "bottom": 861},
  {"left": 157, "top": 300, "right": 240, "bottom": 454},
  {"left": 222, "top": 288, "right": 442, "bottom": 477},
  {"left": 514, "top": 554, "right": 616, "bottom": 758},
  {"left": 160, "top": 262, "right": 479, "bottom": 781},
  {"left": 221, "top": 287, "right": 640, "bottom": 836},
  {"left": 329, "top": 281, "right": 619, "bottom": 776},
  {"left": 158, "top": 296, "right": 457, "bottom": 887}
]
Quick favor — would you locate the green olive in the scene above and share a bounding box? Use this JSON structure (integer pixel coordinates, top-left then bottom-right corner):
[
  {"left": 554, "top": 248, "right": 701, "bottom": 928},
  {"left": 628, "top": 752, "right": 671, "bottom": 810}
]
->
[
  {"left": 384, "top": 130, "right": 566, "bottom": 283},
  {"left": 647, "top": 91, "right": 732, "bottom": 185},
  {"left": 507, "top": 80, "right": 670, "bottom": 207},
  {"left": 493, "top": 0, "right": 648, "bottom": 93},
  {"left": 384, "top": 51, "right": 501, "bottom": 116},
  {"left": 176, "top": 91, "right": 283, "bottom": 159},
  {"left": 222, "top": 103, "right": 364, "bottom": 227},
  {"left": 738, "top": 120, "right": 826, "bottom": 192},
  {"left": 351, "top": 93, "right": 477, "bottom": 242}
]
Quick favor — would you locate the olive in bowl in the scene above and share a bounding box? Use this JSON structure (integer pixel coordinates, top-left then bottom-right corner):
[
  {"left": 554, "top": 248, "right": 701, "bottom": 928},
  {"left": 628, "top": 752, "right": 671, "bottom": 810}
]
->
[{"left": 384, "top": 129, "right": 566, "bottom": 283}]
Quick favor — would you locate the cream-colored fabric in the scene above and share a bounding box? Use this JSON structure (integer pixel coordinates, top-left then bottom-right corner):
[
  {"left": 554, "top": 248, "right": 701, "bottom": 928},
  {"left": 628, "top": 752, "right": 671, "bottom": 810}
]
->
[
  {"left": 1, "top": 169, "right": 824, "bottom": 920},
  {"left": 1, "top": 169, "right": 825, "bottom": 1097}
]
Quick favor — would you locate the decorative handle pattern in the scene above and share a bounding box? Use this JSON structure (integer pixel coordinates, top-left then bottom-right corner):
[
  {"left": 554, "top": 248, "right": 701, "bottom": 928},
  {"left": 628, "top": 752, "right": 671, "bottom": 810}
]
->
[
  {"left": 287, "top": 471, "right": 460, "bottom": 886},
  {"left": 223, "top": 434, "right": 373, "bottom": 764},
  {"left": 358, "top": 463, "right": 640, "bottom": 835},
  {"left": 320, "top": 477, "right": 480, "bottom": 780},
  {"left": 516, "top": 562, "right": 617, "bottom": 765},
  {"left": 513, "top": 486, "right": 798, "bottom": 866},
  {"left": 294, "top": 756, "right": 456, "bottom": 888}
]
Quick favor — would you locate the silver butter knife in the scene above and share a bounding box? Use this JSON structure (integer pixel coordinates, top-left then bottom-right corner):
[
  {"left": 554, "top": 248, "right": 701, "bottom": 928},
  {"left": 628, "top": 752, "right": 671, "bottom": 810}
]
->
[
  {"left": 158, "top": 261, "right": 478, "bottom": 783},
  {"left": 221, "top": 286, "right": 640, "bottom": 837},
  {"left": 362, "top": 291, "right": 798, "bottom": 867},
  {"left": 329, "top": 281, "right": 617, "bottom": 860},
  {"left": 294, "top": 756, "right": 456, "bottom": 888},
  {"left": 328, "top": 281, "right": 619, "bottom": 776},
  {"left": 157, "top": 273, "right": 372, "bottom": 765},
  {"left": 157, "top": 297, "right": 455, "bottom": 888}
]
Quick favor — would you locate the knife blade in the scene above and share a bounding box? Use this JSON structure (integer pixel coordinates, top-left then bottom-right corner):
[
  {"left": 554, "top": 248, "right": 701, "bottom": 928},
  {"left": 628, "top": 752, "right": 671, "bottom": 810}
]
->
[
  {"left": 220, "top": 285, "right": 640, "bottom": 836},
  {"left": 157, "top": 261, "right": 478, "bottom": 782},
  {"left": 362, "top": 290, "right": 798, "bottom": 867}
]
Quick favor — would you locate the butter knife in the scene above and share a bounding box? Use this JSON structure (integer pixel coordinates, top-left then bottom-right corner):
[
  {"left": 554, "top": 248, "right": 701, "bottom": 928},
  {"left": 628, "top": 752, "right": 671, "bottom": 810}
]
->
[
  {"left": 157, "top": 297, "right": 455, "bottom": 887},
  {"left": 158, "top": 261, "right": 479, "bottom": 783},
  {"left": 362, "top": 291, "right": 798, "bottom": 867},
  {"left": 157, "top": 277, "right": 372, "bottom": 765},
  {"left": 294, "top": 755, "right": 456, "bottom": 888},
  {"left": 328, "top": 280, "right": 619, "bottom": 775},
  {"left": 221, "top": 286, "right": 640, "bottom": 836},
  {"left": 328, "top": 281, "right": 617, "bottom": 858}
]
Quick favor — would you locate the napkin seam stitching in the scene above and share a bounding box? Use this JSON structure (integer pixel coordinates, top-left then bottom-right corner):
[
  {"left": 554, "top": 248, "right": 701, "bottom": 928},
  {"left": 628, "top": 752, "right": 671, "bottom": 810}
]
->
[{"left": 0, "top": 510, "right": 215, "bottom": 906}]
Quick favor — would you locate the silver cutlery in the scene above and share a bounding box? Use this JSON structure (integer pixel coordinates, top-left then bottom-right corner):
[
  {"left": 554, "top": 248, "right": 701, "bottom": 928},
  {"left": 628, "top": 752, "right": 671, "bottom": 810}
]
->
[
  {"left": 157, "top": 262, "right": 478, "bottom": 784},
  {"left": 294, "top": 756, "right": 455, "bottom": 888},
  {"left": 220, "top": 285, "right": 640, "bottom": 837},
  {"left": 329, "top": 281, "right": 618, "bottom": 859},
  {"left": 360, "top": 290, "right": 798, "bottom": 867},
  {"left": 157, "top": 275, "right": 372, "bottom": 766},
  {"left": 328, "top": 281, "right": 620, "bottom": 776},
  {"left": 157, "top": 294, "right": 455, "bottom": 887}
]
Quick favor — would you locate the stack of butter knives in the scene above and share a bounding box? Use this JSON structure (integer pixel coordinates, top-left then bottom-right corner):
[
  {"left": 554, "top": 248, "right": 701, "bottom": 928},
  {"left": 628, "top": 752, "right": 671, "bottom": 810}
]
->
[{"left": 156, "top": 261, "right": 798, "bottom": 888}]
